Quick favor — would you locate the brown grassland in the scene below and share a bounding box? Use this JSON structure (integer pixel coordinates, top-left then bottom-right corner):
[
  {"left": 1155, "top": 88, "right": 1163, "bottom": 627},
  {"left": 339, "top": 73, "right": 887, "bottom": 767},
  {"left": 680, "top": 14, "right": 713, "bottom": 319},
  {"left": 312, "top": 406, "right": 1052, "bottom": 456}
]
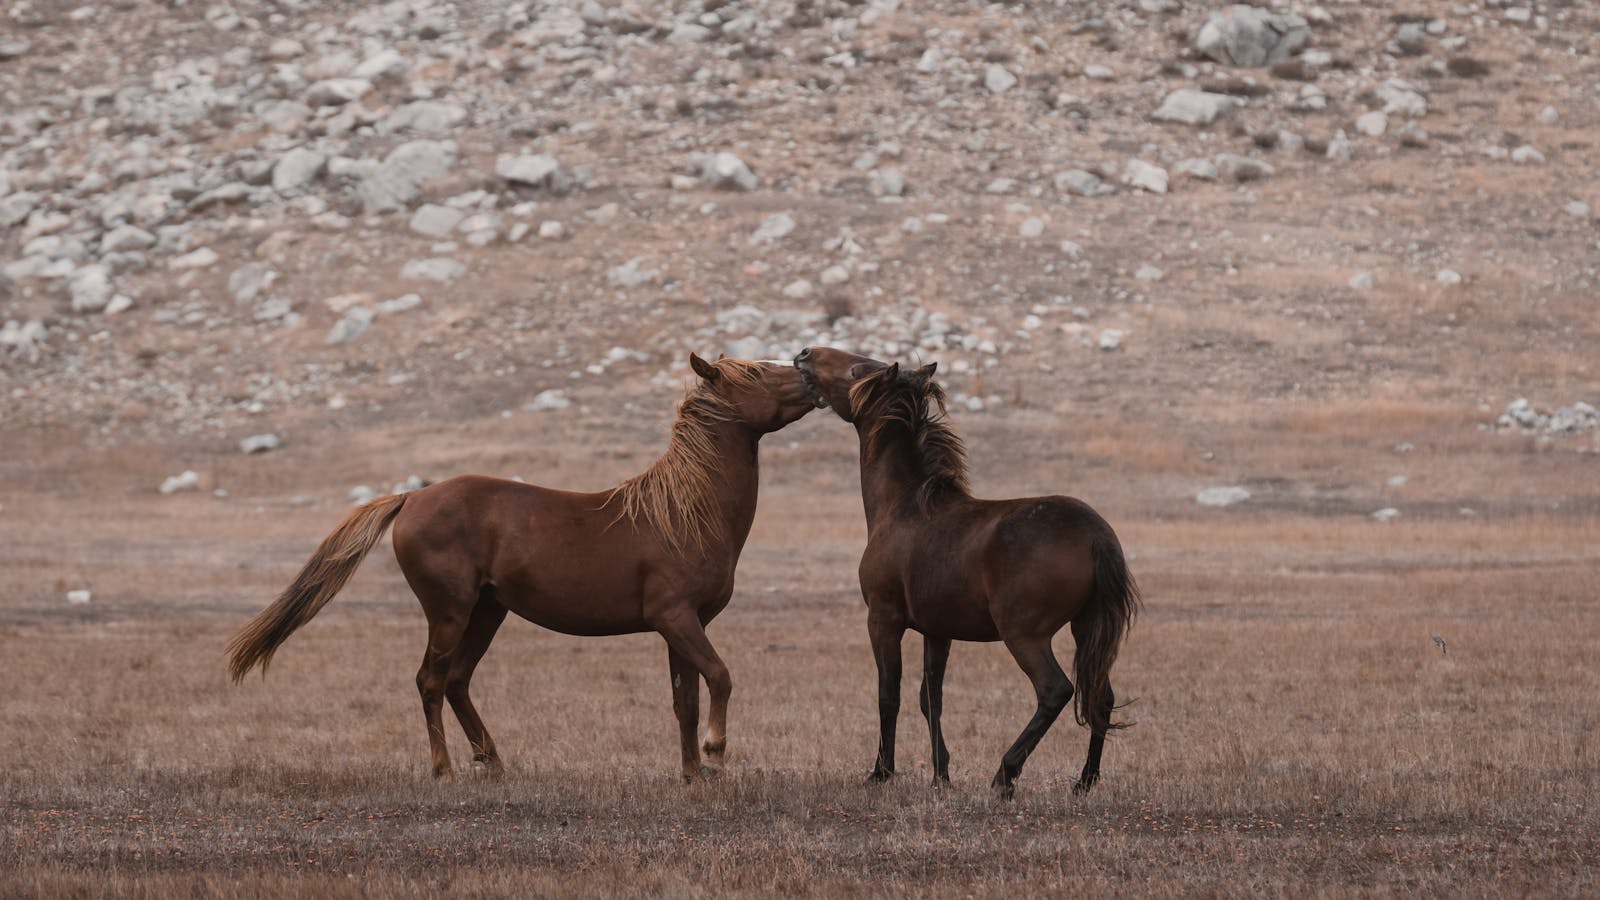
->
[{"left": 2, "top": 408, "right": 1598, "bottom": 898}]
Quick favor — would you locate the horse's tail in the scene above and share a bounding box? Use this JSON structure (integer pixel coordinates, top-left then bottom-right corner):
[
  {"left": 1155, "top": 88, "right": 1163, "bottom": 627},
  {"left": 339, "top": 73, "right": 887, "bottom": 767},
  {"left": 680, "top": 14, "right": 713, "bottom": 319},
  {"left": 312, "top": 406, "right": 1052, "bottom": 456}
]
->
[
  {"left": 227, "top": 493, "right": 408, "bottom": 683},
  {"left": 1073, "top": 528, "right": 1141, "bottom": 731}
]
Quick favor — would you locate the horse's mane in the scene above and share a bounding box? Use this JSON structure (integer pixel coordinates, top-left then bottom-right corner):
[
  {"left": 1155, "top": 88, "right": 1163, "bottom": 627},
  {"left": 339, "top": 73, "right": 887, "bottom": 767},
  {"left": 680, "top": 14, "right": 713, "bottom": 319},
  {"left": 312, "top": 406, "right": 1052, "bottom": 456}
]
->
[
  {"left": 847, "top": 369, "right": 970, "bottom": 510},
  {"left": 608, "top": 358, "right": 766, "bottom": 556}
]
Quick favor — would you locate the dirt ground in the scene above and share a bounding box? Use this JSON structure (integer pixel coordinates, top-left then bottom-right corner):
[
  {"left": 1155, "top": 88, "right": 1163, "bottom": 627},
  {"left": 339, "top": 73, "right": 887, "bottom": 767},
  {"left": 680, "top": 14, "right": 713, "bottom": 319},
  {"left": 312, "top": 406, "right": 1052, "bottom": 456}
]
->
[{"left": 5, "top": 0, "right": 1600, "bottom": 896}]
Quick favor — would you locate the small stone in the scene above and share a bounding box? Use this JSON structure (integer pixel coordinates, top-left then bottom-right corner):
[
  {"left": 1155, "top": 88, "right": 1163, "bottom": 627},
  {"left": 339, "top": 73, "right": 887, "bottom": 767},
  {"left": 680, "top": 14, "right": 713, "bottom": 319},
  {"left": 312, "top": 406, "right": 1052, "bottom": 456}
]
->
[
  {"left": 1054, "top": 169, "right": 1113, "bottom": 197},
  {"left": 358, "top": 140, "right": 458, "bottom": 213},
  {"left": 352, "top": 49, "right": 410, "bottom": 80},
  {"left": 272, "top": 148, "right": 327, "bottom": 193},
  {"left": 267, "top": 38, "right": 304, "bottom": 60},
  {"left": 1435, "top": 269, "right": 1462, "bottom": 286},
  {"left": 325, "top": 307, "right": 375, "bottom": 344},
  {"left": 1123, "top": 159, "right": 1168, "bottom": 194},
  {"left": 525, "top": 389, "right": 572, "bottom": 411},
  {"left": 1098, "top": 329, "right": 1126, "bottom": 350},
  {"left": 1349, "top": 271, "right": 1375, "bottom": 291},
  {"left": 1355, "top": 110, "right": 1388, "bottom": 137},
  {"left": 538, "top": 220, "right": 567, "bottom": 239},
  {"left": 159, "top": 470, "right": 200, "bottom": 494},
  {"left": 782, "top": 279, "right": 813, "bottom": 298},
  {"left": 305, "top": 78, "right": 371, "bottom": 107},
  {"left": 1537, "top": 105, "right": 1559, "bottom": 125},
  {"left": 229, "top": 264, "right": 275, "bottom": 304},
  {"left": 169, "top": 247, "right": 219, "bottom": 270},
  {"left": 1018, "top": 217, "right": 1045, "bottom": 238},
  {"left": 1196, "top": 486, "right": 1250, "bottom": 507},
  {"left": 1082, "top": 64, "right": 1115, "bottom": 80},
  {"left": 694, "top": 152, "right": 758, "bottom": 191},
  {"left": 1174, "top": 158, "right": 1219, "bottom": 182},
  {"left": 402, "top": 258, "right": 466, "bottom": 282},
  {"left": 1371, "top": 507, "right": 1401, "bottom": 522},
  {"left": 607, "top": 257, "right": 658, "bottom": 288},
  {"left": 1134, "top": 264, "right": 1164, "bottom": 281},
  {"left": 1377, "top": 78, "right": 1427, "bottom": 117},
  {"left": 819, "top": 265, "right": 850, "bottom": 286},
  {"left": 985, "top": 63, "right": 1018, "bottom": 94},
  {"left": 1194, "top": 6, "right": 1310, "bottom": 67},
  {"left": 99, "top": 225, "right": 156, "bottom": 255},
  {"left": 377, "top": 294, "right": 422, "bottom": 315},
  {"left": 496, "top": 153, "right": 568, "bottom": 190},
  {"left": 667, "top": 23, "right": 712, "bottom": 44},
  {"left": 349, "top": 485, "right": 378, "bottom": 505},
  {"left": 1511, "top": 145, "right": 1545, "bottom": 165},
  {"left": 1152, "top": 89, "right": 1243, "bottom": 126},
  {"left": 1325, "top": 130, "right": 1354, "bottom": 162},
  {"left": 872, "top": 168, "right": 906, "bottom": 197},
  {"left": 409, "top": 204, "right": 466, "bottom": 237},
  {"left": 750, "top": 212, "right": 796, "bottom": 243},
  {"left": 1565, "top": 201, "right": 1591, "bottom": 218},
  {"left": 66, "top": 589, "right": 92, "bottom": 605},
  {"left": 1215, "top": 154, "right": 1274, "bottom": 182},
  {"left": 69, "top": 265, "right": 113, "bottom": 312},
  {"left": 240, "top": 434, "right": 282, "bottom": 455}
]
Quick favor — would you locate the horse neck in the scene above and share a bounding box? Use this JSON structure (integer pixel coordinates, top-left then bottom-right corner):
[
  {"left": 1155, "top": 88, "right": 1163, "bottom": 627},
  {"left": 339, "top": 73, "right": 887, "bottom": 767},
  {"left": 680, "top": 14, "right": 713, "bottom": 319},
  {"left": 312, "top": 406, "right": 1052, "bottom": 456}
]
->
[
  {"left": 700, "top": 419, "right": 762, "bottom": 543},
  {"left": 854, "top": 419, "right": 930, "bottom": 531}
]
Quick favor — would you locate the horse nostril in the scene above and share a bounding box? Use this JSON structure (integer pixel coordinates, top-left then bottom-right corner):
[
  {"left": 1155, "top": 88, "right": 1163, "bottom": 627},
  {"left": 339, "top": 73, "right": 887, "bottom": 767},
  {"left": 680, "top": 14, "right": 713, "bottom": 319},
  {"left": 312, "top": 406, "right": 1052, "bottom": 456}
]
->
[{"left": 795, "top": 347, "right": 812, "bottom": 363}]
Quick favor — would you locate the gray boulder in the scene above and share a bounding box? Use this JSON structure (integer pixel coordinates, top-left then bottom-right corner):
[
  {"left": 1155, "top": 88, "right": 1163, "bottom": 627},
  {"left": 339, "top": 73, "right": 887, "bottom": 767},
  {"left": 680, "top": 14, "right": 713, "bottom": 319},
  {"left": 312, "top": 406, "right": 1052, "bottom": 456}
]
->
[
  {"left": 1152, "top": 89, "right": 1243, "bottom": 126},
  {"left": 1194, "top": 5, "right": 1310, "bottom": 67},
  {"left": 272, "top": 148, "right": 327, "bottom": 193},
  {"left": 495, "top": 153, "right": 568, "bottom": 190},
  {"left": 358, "top": 140, "right": 458, "bottom": 213}
]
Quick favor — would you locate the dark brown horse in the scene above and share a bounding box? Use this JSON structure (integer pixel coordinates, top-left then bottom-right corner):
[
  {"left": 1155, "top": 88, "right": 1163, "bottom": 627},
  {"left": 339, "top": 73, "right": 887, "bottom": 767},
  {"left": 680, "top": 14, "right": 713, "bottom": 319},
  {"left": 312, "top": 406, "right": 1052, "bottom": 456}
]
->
[
  {"left": 228, "top": 354, "right": 817, "bottom": 781},
  {"left": 795, "top": 347, "right": 1140, "bottom": 797}
]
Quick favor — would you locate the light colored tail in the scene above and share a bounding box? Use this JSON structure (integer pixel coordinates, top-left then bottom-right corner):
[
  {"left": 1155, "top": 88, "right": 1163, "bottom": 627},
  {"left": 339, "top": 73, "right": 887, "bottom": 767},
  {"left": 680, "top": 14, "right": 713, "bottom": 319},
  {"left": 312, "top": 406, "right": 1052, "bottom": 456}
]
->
[
  {"left": 227, "top": 493, "right": 408, "bottom": 682},
  {"left": 1073, "top": 532, "right": 1141, "bottom": 731}
]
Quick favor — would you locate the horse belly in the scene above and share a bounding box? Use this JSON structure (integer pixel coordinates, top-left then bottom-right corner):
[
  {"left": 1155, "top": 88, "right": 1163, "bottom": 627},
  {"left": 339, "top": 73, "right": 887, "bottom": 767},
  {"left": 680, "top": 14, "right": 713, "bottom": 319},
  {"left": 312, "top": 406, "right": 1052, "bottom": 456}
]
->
[{"left": 494, "top": 559, "right": 650, "bottom": 637}]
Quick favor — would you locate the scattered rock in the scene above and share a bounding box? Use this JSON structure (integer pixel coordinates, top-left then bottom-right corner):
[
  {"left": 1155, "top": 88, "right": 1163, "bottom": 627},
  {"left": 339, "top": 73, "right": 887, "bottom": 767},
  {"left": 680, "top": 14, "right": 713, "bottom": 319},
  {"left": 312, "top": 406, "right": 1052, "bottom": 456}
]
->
[
  {"left": 750, "top": 212, "right": 796, "bottom": 243},
  {"left": 1123, "top": 159, "right": 1168, "bottom": 194},
  {"left": 525, "top": 389, "right": 572, "bottom": 411},
  {"left": 1174, "top": 158, "right": 1219, "bottom": 182},
  {"left": 402, "top": 257, "right": 466, "bottom": 282},
  {"left": 1355, "top": 111, "right": 1388, "bottom": 137},
  {"left": 1134, "top": 264, "right": 1164, "bottom": 281},
  {"left": 1371, "top": 507, "right": 1401, "bottom": 522},
  {"left": 358, "top": 140, "right": 458, "bottom": 213},
  {"left": 159, "top": 470, "right": 200, "bottom": 494},
  {"left": 1376, "top": 79, "right": 1427, "bottom": 117},
  {"left": 169, "top": 247, "right": 219, "bottom": 271},
  {"left": 380, "top": 100, "right": 466, "bottom": 134},
  {"left": 1215, "top": 154, "right": 1274, "bottom": 182},
  {"left": 326, "top": 307, "right": 375, "bottom": 344},
  {"left": 1018, "top": 217, "right": 1045, "bottom": 238},
  {"left": 1349, "top": 271, "right": 1375, "bottom": 291},
  {"left": 985, "top": 64, "right": 1018, "bottom": 94},
  {"left": 272, "top": 147, "right": 327, "bottom": 193},
  {"left": 409, "top": 204, "right": 466, "bottom": 237},
  {"left": 1152, "top": 89, "right": 1243, "bottom": 126},
  {"left": 607, "top": 257, "right": 658, "bottom": 288},
  {"left": 692, "top": 152, "right": 758, "bottom": 191},
  {"left": 1435, "top": 269, "right": 1462, "bottom": 286},
  {"left": 229, "top": 264, "right": 275, "bottom": 304},
  {"left": 68, "top": 265, "right": 113, "bottom": 312},
  {"left": 1511, "top": 145, "right": 1545, "bottom": 165},
  {"left": 1194, "top": 6, "right": 1310, "bottom": 67},
  {"left": 496, "top": 153, "right": 569, "bottom": 190},
  {"left": 240, "top": 434, "right": 282, "bottom": 455},
  {"left": 66, "top": 589, "right": 92, "bottom": 605},
  {"left": 1196, "top": 486, "right": 1251, "bottom": 507},
  {"left": 1054, "top": 169, "right": 1114, "bottom": 197},
  {"left": 305, "top": 78, "right": 371, "bottom": 107}
]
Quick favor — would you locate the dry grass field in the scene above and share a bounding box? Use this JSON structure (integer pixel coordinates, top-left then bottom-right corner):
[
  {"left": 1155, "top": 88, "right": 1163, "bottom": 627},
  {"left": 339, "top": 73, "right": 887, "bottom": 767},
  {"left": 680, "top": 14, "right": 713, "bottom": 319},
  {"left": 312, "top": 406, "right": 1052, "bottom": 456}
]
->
[{"left": 3, "top": 412, "right": 1598, "bottom": 898}]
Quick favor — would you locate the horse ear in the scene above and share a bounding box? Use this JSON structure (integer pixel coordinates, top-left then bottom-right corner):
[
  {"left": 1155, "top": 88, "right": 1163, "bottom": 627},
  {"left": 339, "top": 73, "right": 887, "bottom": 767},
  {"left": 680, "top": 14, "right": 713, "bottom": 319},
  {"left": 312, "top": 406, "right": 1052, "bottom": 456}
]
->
[
  {"left": 884, "top": 362, "right": 900, "bottom": 381},
  {"left": 915, "top": 362, "right": 937, "bottom": 380},
  {"left": 689, "top": 353, "right": 720, "bottom": 381}
]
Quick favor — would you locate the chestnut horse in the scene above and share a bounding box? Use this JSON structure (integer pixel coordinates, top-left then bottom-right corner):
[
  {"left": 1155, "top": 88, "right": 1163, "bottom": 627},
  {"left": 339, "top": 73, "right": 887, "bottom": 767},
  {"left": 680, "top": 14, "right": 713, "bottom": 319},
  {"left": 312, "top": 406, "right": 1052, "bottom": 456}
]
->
[
  {"left": 228, "top": 354, "right": 817, "bottom": 781},
  {"left": 795, "top": 347, "right": 1140, "bottom": 797}
]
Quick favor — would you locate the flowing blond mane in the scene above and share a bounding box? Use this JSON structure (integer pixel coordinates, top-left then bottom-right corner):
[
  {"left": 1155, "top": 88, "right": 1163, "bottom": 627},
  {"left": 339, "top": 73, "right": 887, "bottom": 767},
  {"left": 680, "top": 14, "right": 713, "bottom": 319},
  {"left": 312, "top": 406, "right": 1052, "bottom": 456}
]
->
[{"left": 607, "top": 359, "right": 767, "bottom": 556}]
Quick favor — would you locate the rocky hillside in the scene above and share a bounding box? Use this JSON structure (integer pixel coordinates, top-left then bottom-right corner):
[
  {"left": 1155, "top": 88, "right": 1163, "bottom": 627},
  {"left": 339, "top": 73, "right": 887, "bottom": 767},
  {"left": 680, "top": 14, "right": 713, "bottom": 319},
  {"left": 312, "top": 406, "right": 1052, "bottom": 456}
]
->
[{"left": 2, "top": 0, "right": 1596, "bottom": 455}]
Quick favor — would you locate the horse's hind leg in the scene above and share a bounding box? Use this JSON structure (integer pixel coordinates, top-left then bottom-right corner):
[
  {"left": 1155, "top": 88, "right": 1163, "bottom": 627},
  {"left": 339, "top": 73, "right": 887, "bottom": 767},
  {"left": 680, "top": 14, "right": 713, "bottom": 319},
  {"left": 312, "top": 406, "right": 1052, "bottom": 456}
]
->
[
  {"left": 919, "top": 637, "right": 952, "bottom": 785},
  {"left": 1074, "top": 679, "right": 1114, "bottom": 795},
  {"left": 652, "top": 607, "right": 732, "bottom": 780},
  {"left": 446, "top": 589, "right": 509, "bottom": 774},
  {"left": 413, "top": 582, "right": 478, "bottom": 778},
  {"left": 991, "top": 634, "right": 1073, "bottom": 799}
]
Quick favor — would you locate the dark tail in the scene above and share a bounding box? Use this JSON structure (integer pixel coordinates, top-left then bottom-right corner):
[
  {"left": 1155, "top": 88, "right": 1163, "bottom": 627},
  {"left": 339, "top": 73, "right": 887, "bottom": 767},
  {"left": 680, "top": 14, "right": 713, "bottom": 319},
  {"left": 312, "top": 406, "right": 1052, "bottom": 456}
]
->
[
  {"left": 1073, "top": 530, "right": 1142, "bottom": 731},
  {"left": 227, "top": 493, "right": 408, "bottom": 683}
]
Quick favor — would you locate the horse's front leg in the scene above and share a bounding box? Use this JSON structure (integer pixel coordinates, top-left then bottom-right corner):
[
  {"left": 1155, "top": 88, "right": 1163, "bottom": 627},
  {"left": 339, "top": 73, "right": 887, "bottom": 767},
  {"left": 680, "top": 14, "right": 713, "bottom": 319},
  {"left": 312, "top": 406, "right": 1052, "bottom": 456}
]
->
[
  {"left": 866, "top": 601, "right": 906, "bottom": 782},
  {"left": 653, "top": 606, "right": 732, "bottom": 781}
]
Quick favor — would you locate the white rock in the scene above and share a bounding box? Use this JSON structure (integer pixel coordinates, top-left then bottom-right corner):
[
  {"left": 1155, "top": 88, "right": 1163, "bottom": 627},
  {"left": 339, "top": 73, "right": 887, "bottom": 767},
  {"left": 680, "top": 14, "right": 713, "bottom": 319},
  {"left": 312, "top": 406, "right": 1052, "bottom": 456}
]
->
[
  {"left": 1355, "top": 110, "right": 1388, "bottom": 137},
  {"left": 782, "top": 279, "right": 813, "bottom": 298},
  {"left": 377, "top": 293, "right": 422, "bottom": 315},
  {"left": 1326, "top": 130, "right": 1354, "bottom": 162},
  {"left": 1123, "top": 159, "right": 1168, "bottom": 194},
  {"left": 402, "top": 257, "right": 466, "bottom": 282},
  {"left": 169, "top": 247, "right": 219, "bottom": 270},
  {"left": 99, "top": 225, "right": 156, "bottom": 255},
  {"left": 69, "top": 264, "right": 113, "bottom": 312},
  {"left": 694, "top": 152, "right": 758, "bottom": 191},
  {"left": 525, "top": 389, "right": 572, "bottom": 411},
  {"left": 1565, "top": 201, "right": 1591, "bottom": 218},
  {"left": 105, "top": 294, "right": 133, "bottom": 315},
  {"left": 325, "top": 307, "right": 375, "bottom": 344},
  {"left": 538, "top": 220, "right": 567, "bottom": 239},
  {"left": 1135, "top": 264, "right": 1164, "bottom": 281},
  {"left": 667, "top": 23, "right": 712, "bottom": 44},
  {"left": 66, "top": 589, "right": 92, "bottom": 605},
  {"left": 358, "top": 140, "right": 458, "bottom": 213},
  {"left": 1371, "top": 507, "right": 1401, "bottom": 522},
  {"left": 1152, "top": 89, "right": 1243, "bottom": 126},
  {"left": 159, "top": 470, "right": 200, "bottom": 494},
  {"left": 819, "top": 265, "right": 850, "bottom": 286},
  {"left": 1083, "top": 64, "right": 1115, "bottom": 80},
  {"left": 229, "top": 263, "right": 275, "bottom": 304},
  {"left": 1174, "top": 158, "right": 1219, "bottom": 181},
  {"left": 1511, "top": 145, "right": 1545, "bottom": 164},
  {"left": 380, "top": 100, "right": 466, "bottom": 134},
  {"left": 985, "top": 63, "right": 1018, "bottom": 94},
  {"left": 1098, "top": 328, "right": 1126, "bottom": 350},
  {"left": 1537, "top": 105, "right": 1559, "bottom": 125},
  {"left": 1196, "top": 486, "right": 1251, "bottom": 507},
  {"left": 1435, "top": 269, "right": 1462, "bottom": 286},
  {"left": 872, "top": 168, "right": 906, "bottom": 197},
  {"left": 272, "top": 147, "right": 326, "bottom": 193},
  {"left": 351, "top": 49, "right": 409, "bottom": 80},
  {"left": 607, "top": 257, "right": 658, "bottom": 287},
  {"left": 1054, "top": 169, "right": 1113, "bottom": 197},
  {"left": 496, "top": 153, "right": 568, "bottom": 189},
  {"left": 409, "top": 204, "right": 466, "bottom": 237},
  {"left": 267, "top": 38, "right": 304, "bottom": 60},
  {"left": 1215, "top": 154, "right": 1274, "bottom": 182},
  {"left": 240, "top": 434, "right": 282, "bottom": 455},
  {"left": 1194, "top": 6, "right": 1309, "bottom": 67},
  {"left": 1018, "top": 217, "right": 1044, "bottom": 238},
  {"left": 916, "top": 47, "right": 942, "bottom": 73},
  {"left": 1376, "top": 79, "right": 1427, "bottom": 117},
  {"left": 349, "top": 485, "right": 378, "bottom": 505},
  {"left": 1349, "top": 271, "right": 1376, "bottom": 291},
  {"left": 305, "top": 78, "right": 371, "bottom": 106},
  {"left": 750, "top": 212, "right": 796, "bottom": 243}
]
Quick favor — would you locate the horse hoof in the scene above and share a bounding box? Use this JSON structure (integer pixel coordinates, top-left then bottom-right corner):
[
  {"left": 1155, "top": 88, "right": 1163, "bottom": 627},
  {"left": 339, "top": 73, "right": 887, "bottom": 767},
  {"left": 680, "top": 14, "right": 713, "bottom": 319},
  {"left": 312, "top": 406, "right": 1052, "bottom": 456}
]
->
[
  {"left": 932, "top": 775, "right": 951, "bottom": 790},
  {"left": 469, "top": 760, "right": 504, "bottom": 779},
  {"left": 990, "top": 774, "right": 1015, "bottom": 800},
  {"left": 866, "top": 769, "right": 893, "bottom": 784},
  {"left": 1072, "top": 779, "right": 1096, "bottom": 796}
]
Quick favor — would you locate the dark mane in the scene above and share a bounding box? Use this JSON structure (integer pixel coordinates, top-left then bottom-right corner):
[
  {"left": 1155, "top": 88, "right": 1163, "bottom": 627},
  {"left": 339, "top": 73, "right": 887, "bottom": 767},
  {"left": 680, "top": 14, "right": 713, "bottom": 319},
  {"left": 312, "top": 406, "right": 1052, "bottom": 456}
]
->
[
  {"left": 608, "top": 358, "right": 766, "bottom": 555},
  {"left": 847, "top": 372, "right": 971, "bottom": 509}
]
